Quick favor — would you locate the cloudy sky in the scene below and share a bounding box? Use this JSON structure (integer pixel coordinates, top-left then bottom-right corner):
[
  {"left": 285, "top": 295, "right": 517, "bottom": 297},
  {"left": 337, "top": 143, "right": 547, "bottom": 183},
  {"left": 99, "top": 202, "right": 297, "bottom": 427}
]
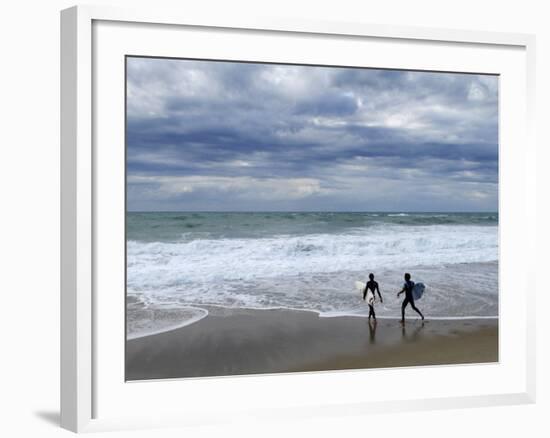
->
[{"left": 126, "top": 57, "right": 498, "bottom": 212}]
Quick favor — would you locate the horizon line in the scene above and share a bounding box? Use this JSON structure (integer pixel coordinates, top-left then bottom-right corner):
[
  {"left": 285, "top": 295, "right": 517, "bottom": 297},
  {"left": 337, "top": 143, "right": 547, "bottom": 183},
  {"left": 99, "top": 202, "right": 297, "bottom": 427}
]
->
[{"left": 126, "top": 210, "right": 499, "bottom": 214}]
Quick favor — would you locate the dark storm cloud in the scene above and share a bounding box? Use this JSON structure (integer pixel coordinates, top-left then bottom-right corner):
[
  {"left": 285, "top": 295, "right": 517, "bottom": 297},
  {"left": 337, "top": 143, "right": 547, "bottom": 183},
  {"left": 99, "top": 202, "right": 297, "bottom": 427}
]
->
[{"left": 126, "top": 57, "right": 498, "bottom": 211}]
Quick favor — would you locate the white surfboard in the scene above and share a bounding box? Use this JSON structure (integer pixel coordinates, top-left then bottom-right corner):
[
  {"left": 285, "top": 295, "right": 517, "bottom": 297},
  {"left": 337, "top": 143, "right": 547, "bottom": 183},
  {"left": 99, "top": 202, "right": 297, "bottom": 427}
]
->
[
  {"left": 412, "top": 282, "right": 425, "bottom": 300},
  {"left": 355, "top": 281, "right": 375, "bottom": 305}
]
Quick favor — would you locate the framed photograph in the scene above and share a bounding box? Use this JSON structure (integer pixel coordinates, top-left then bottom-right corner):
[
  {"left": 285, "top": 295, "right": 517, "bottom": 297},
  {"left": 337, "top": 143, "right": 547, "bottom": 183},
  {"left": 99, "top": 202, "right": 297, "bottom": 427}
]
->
[{"left": 61, "top": 5, "right": 536, "bottom": 433}]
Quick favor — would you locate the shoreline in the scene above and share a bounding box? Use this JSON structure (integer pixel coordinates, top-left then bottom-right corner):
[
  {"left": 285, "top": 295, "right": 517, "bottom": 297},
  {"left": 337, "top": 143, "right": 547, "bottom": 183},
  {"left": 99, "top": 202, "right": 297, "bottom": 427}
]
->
[
  {"left": 127, "top": 260, "right": 499, "bottom": 339},
  {"left": 127, "top": 303, "right": 498, "bottom": 341},
  {"left": 126, "top": 306, "right": 498, "bottom": 381}
]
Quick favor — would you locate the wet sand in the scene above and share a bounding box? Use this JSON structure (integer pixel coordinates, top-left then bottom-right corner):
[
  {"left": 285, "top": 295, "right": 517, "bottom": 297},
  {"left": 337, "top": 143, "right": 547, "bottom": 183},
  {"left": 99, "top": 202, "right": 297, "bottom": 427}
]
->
[{"left": 126, "top": 307, "right": 498, "bottom": 381}]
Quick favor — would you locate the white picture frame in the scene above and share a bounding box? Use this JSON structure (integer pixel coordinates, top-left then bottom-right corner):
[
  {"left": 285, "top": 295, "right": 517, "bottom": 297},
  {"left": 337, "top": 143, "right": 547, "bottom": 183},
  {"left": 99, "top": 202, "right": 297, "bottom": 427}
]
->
[{"left": 60, "top": 4, "right": 537, "bottom": 433}]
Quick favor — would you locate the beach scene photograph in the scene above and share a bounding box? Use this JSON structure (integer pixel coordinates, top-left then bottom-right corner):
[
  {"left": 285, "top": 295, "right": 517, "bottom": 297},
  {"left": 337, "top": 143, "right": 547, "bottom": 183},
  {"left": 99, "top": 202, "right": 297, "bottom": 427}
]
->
[{"left": 125, "top": 57, "right": 499, "bottom": 380}]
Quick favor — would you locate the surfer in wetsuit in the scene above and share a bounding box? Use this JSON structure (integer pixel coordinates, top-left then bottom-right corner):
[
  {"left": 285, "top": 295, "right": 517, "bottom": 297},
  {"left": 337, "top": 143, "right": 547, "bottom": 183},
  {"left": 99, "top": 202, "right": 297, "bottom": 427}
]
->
[
  {"left": 363, "top": 273, "right": 383, "bottom": 320},
  {"left": 397, "top": 273, "right": 424, "bottom": 323}
]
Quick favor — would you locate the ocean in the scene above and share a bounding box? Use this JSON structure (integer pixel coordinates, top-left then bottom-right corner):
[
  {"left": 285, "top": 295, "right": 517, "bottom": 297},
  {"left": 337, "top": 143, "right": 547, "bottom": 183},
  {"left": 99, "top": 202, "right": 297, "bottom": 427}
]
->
[{"left": 126, "top": 212, "right": 498, "bottom": 339}]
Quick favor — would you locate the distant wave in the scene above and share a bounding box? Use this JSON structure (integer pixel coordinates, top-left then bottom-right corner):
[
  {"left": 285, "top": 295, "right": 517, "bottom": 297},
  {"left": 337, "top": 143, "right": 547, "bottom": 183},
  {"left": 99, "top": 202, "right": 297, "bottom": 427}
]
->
[
  {"left": 126, "top": 211, "right": 499, "bottom": 242},
  {"left": 127, "top": 225, "right": 497, "bottom": 288}
]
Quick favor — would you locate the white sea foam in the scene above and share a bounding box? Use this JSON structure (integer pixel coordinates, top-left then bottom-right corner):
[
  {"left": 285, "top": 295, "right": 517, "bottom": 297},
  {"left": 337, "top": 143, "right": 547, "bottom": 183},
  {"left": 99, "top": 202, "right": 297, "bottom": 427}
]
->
[
  {"left": 127, "top": 224, "right": 498, "bottom": 324},
  {"left": 127, "top": 306, "right": 208, "bottom": 339},
  {"left": 127, "top": 225, "right": 497, "bottom": 286}
]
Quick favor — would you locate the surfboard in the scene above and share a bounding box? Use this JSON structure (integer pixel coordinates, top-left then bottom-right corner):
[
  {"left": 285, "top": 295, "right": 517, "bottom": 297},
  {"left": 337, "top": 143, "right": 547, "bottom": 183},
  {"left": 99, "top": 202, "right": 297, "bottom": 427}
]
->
[
  {"left": 355, "top": 281, "right": 375, "bottom": 305},
  {"left": 412, "top": 282, "right": 425, "bottom": 300}
]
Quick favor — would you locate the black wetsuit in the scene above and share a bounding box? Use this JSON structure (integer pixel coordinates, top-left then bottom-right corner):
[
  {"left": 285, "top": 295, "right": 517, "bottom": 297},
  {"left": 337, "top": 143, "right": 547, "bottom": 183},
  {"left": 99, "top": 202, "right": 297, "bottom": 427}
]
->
[
  {"left": 401, "top": 280, "right": 424, "bottom": 321},
  {"left": 364, "top": 280, "right": 379, "bottom": 319}
]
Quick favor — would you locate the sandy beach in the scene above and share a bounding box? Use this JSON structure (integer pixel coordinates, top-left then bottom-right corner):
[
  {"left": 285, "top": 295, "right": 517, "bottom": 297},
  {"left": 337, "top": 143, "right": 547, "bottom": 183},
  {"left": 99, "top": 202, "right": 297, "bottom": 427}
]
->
[{"left": 126, "top": 307, "right": 498, "bottom": 381}]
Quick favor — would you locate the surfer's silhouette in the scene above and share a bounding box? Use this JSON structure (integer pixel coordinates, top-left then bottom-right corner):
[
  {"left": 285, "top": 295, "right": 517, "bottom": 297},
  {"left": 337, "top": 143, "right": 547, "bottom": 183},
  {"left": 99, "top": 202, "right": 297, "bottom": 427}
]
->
[
  {"left": 397, "top": 273, "right": 424, "bottom": 323},
  {"left": 363, "top": 273, "right": 383, "bottom": 320}
]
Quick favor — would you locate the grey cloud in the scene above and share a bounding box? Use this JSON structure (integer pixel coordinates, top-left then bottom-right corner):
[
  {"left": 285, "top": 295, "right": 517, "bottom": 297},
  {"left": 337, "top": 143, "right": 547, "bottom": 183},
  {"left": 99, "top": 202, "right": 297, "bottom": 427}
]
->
[{"left": 126, "top": 57, "right": 498, "bottom": 211}]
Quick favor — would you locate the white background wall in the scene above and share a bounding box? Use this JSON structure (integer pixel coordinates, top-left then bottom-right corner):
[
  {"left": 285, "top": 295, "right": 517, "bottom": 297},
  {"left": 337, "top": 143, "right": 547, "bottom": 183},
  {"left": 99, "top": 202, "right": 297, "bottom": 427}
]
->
[{"left": 0, "top": 0, "right": 547, "bottom": 436}]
